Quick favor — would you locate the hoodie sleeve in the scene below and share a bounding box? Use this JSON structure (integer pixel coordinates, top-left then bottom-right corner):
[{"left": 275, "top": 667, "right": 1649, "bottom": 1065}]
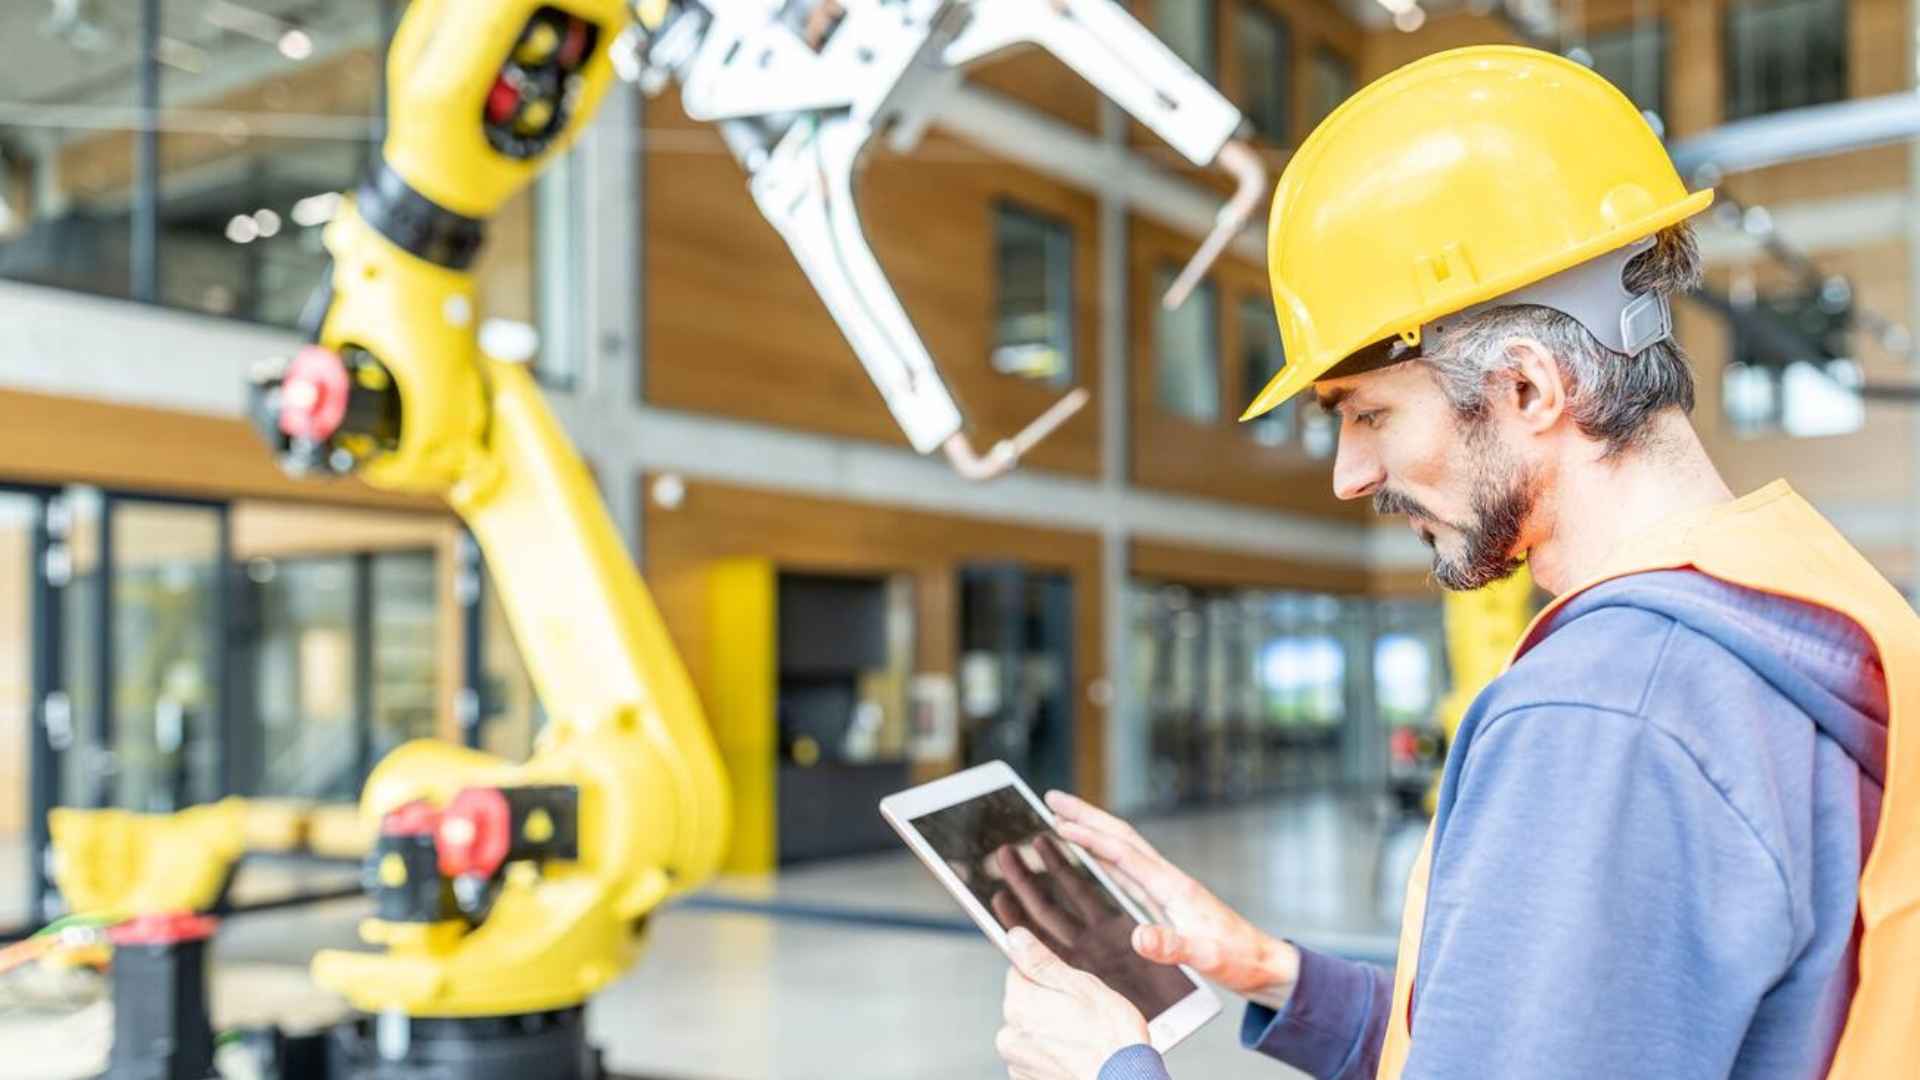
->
[
  {"left": 1240, "top": 947, "right": 1392, "bottom": 1078},
  {"left": 1402, "top": 701, "right": 1796, "bottom": 1079}
]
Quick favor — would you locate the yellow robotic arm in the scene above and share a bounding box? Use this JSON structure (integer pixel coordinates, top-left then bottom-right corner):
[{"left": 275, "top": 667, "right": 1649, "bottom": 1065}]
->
[
  {"left": 1421, "top": 568, "right": 1537, "bottom": 815},
  {"left": 248, "top": 0, "right": 728, "bottom": 1022}
]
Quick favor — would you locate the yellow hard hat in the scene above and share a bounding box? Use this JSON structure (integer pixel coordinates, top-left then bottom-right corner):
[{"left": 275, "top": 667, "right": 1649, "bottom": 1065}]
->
[{"left": 1242, "top": 45, "right": 1713, "bottom": 421}]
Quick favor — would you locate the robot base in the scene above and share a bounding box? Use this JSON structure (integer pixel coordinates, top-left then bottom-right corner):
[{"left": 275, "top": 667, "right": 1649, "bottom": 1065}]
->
[{"left": 327, "top": 1006, "right": 603, "bottom": 1080}]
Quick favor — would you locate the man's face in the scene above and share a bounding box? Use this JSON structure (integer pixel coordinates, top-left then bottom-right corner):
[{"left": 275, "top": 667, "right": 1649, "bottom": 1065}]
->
[{"left": 1315, "top": 362, "right": 1533, "bottom": 591}]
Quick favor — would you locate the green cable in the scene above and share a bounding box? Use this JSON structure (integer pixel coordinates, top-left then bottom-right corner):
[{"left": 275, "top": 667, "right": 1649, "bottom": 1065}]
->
[{"left": 29, "top": 912, "right": 120, "bottom": 939}]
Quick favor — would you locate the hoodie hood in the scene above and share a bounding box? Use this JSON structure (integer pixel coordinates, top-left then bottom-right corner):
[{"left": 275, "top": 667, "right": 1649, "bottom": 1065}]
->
[{"left": 1537, "top": 568, "right": 1888, "bottom": 785}]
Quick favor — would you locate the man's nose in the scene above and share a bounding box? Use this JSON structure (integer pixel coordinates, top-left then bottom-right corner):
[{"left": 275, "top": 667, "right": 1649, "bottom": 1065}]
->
[{"left": 1331, "top": 435, "right": 1384, "bottom": 501}]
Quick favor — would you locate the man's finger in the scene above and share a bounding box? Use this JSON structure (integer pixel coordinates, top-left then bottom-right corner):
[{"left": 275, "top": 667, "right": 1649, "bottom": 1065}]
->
[
  {"left": 1133, "top": 925, "right": 1223, "bottom": 971},
  {"left": 1104, "top": 861, "right": 1169, "bottom": 923},
  {"left": 1046, "top": 790, "right": 1159, "bottom": 855},
  {"left": 1006, "top": 925, "right": 1077, "bottom": 991},
  {"left": 1055, "top": 820, "right": 1186, "bottom": 905},
  {"left": 1038, "top": 834, "right": 1101, "bottom": 920},
  {"left": 999, "top": 844, "right": 1079, "bottom": 944}
]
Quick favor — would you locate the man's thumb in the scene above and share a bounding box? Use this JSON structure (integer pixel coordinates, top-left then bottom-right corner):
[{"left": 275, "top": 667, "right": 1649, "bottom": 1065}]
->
[
  {"left": 1008, "top": 926, "right": 1070, "bottom": 987},
  {"left": 1133, "top": 925, "right": 1221, "bottom": 970}
]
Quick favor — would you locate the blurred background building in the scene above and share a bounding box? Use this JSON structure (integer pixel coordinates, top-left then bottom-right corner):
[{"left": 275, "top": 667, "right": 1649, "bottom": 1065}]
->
[{"left": 0, "top": 2, "right": 1906, "bottom": 1075}]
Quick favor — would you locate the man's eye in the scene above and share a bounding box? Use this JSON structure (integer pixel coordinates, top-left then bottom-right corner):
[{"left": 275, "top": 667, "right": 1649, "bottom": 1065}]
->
[{"left": 1354, "top": 410, "right": 1384, "bottom": 429}]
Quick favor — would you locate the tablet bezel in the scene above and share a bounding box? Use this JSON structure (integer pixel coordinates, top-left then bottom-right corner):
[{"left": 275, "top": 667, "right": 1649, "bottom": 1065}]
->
[{"left": 879, "top": 760, "right": 1222, "bottom": 1053}]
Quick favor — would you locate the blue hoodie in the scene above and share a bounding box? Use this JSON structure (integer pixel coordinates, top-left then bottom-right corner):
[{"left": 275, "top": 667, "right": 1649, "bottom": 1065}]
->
[{"left": 1100, "top": 570, "right": 1887, "bottom": 1080}]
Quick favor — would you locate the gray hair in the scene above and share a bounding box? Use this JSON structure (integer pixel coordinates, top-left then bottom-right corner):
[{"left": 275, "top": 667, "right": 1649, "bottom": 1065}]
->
[{"left": 1418, "top": 223, "right": 1704, "bottom": 457}]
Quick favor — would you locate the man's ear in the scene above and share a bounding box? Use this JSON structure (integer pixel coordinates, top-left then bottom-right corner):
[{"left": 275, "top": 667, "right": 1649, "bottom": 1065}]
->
[{"left": 1500, "top": 338, "right": 1567, "bottom": 434}]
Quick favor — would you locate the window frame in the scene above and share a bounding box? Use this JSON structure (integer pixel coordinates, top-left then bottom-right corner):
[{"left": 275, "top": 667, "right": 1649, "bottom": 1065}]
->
[
  {"left": 1722, "top": 0, "right": 1850, "bottom": 122},
  {"left": 989, "top": 198, "right": 1079, "bottom": 389},
  {"left": 1152, "top": 263, "right": 1223, "bottom": 425},
  {"left": 1233, "top": 1, "right": 1292, "bottom": 145},
  {"left": 1152, "top": 0, "right": 1219, "bottom": 82}
]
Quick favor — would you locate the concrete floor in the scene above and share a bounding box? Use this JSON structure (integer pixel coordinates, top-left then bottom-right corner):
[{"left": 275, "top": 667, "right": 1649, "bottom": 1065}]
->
[{"left": 0, "top": 791, "right": 1417, "bottom": 1079}]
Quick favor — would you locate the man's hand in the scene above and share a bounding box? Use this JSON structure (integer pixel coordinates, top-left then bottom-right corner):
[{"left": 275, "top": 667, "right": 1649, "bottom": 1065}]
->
[
  {"left": 997, "top": 926, "right": 1150, "bottom": 1080},
  {"left": 1045, "top": 790, "right": 1300, "bottom": 1006}
]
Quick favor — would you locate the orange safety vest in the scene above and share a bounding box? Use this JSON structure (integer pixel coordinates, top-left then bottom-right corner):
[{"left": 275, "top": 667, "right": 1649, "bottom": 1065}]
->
[{"left": 1377, "top": 481, "right": 1920, "bottom": 1079}]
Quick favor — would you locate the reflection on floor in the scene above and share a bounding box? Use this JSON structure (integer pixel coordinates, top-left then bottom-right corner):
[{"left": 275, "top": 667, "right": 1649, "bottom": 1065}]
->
[{"left": 0, "top": 791, "right": 1419, "bottom": 1080}]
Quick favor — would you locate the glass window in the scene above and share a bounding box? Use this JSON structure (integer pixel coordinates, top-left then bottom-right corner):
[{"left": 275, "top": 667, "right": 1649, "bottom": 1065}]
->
[
  {"left": 1725, "top": 0, "right": 1847, "bottom": 120},
  {"left": 1234, "top": 5, "right": 1290, "bottom": 143},
  {"left": 1154, "top": 0, "right": 1216, "bottom": 80},
  {"left": 0, "top": 493, "right": 37, "bottom": 927},
  {"left": 1372, "top": 632, "right": 1436, "bottom": 726},
  {"left": 371, "top": 550, "right": 440, "bottom": 760},
  {"left": 1724, "top": 286, "right": 1865, "bottom": 438},
  {"left": 1584, "top": 21, "right": 1667, "bottom": 120},
  {"left": 1257, "top": 632, "right": 1344, "bottom": 727},
  {"left": 1240, "top": 298, "right": 1291, "bottom": 446},
  {"left": 1725, "top": 358, "right": 1864, "bottom": 437},
  {"left": 60, "top": 489, "right": 103, "bottom": 812},
  {"left": 532, "top": 147, "right": 584, "bottom": 389},
  {"left": 0, "top": 5, "right": 539, "bottom": 333},
  {"left": 1781, "top": 358, "right": 1864, "bottom": 436},
  {"left": 152, "top": 4, "right": 389, "bottom": 324},
  {"left": 1722, "top": 360, "right": 1780, "bottom": 434},
  {"left": 1306, "top": 47, "right": 1354, "bottom": 130},
  {"left": 1301, "top": 409, "right": 1336, "bottom": 459},
  {"left": 479, "top": 562, "right": 541, "bottom": 762},
  {"left": 1154, "top": 268, "right": 1220, "bottom": 422},
  {"left": 0, "top": 5, "right": 143, "bottom": 300},
  {"left": 1130, "top": 582, "right": 1367, "bottom": 809},
  {"left": 110, "top": 499, "right": 224, "bottom": 812},
  {"left": 245, "top": 555, "right": 359, "bottom": 800},
  {"left": 993, "top": 202, "right": 1075, "bottom": 386}
]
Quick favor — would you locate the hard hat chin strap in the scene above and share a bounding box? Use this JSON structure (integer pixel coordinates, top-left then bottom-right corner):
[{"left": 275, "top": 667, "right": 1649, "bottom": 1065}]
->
[{"left": 1424, "top": 236, "right": 1672, "bottom": 357}]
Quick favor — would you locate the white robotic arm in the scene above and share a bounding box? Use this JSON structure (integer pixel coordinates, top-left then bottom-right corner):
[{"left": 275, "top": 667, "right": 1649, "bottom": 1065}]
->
[{"left": 627, "top": 0, "right": 1264, "bottom": 478}]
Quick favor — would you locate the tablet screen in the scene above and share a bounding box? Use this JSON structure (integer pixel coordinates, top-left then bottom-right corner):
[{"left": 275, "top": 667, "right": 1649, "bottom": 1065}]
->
[{"left": 910, "top": 785, "right": 1198, "bottom": 1019}]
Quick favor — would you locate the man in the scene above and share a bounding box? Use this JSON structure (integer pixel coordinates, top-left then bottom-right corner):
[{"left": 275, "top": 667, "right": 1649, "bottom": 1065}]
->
[{"left": 995, "top": 46, "right": 1919, "bottom": 1080}]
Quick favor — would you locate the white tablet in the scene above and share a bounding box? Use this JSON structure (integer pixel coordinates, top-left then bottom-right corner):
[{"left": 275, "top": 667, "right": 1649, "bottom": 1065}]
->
[{"left": 880, "top": 760, "right": 1221, "bottom": 1053}]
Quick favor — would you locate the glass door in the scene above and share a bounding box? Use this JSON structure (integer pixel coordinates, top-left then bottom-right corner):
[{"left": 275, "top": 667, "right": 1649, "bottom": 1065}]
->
[
  {"left": 103, "top": 494, "right": 229, "bottom": 812},
  {"left": 0, "top": 485, "right": 56, "bottom": 928}
]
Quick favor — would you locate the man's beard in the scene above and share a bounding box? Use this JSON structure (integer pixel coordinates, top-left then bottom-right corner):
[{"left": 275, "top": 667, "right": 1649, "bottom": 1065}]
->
[{"left": 1372, "top": 430, "right": 1532, "bottom": 592}]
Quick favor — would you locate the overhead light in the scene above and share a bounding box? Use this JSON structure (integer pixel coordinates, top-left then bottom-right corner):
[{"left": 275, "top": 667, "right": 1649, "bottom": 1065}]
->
[
  {"left": 40, "top": 0, "right": 113, "bottom": 53},
  {"left": 1373, "top": 0, "right": 1426, "bottom": 32},
  {"left": 291, "top": 191, "right": 340, "bottom": 227},
  {"left": 204, "top": 1, "right": 289, "bottom": 45},
  {"left": 155, "top": 36, "right": 209, "bottom": 74},
  {"left": 226, "top": 214, "right": 260, "bottom": 244},
  {"left": 278, "top": 29, "right": 313, "bottom": 61},
  {"left": 252, "top": 208, "right": 282, "bottom": 238}
]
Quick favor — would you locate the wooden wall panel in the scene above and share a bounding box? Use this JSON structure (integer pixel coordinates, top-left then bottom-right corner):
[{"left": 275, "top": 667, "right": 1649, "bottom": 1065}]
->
[
  {"left": 1358, "top": 11, "right": 1521, "bottom": 83},
  {"left": 1128, "top": 217, "right": 1364, "bottom": 520},
  {"left": 968, "top": 49, "right": 1102, "bottom": 132},
  {"left": 640, "top": 475, "right": 1110, "bottom": 800},
  {"left": 1131, "top": 537, "right": 1370, "bottom": 593},
  {"left": 643, "top": 90, "right": 1102, "bottom": 477},
  {"left": 0, "top": 389, "right": 440, "bottom": 511}
]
